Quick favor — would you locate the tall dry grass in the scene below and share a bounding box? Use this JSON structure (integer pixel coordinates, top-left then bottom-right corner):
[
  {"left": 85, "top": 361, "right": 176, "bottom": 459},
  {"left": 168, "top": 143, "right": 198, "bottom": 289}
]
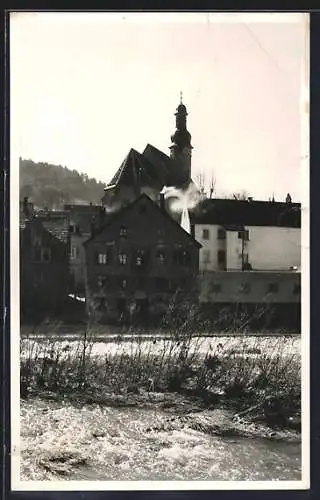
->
[{"left": 20, "top": 314, "right": 301, "bottom": 416}]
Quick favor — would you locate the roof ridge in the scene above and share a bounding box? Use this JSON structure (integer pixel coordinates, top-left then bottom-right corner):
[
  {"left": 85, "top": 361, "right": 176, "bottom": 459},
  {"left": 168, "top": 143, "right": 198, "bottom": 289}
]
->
[{"left": 84, "top": 193, "right": 201, "bottom": 248}]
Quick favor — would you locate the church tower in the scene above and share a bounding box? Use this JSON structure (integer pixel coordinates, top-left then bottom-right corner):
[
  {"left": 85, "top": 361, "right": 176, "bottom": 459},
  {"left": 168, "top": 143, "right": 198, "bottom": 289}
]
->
[{"left": 169, "top": 93, "right": 193, "bottom": 187}]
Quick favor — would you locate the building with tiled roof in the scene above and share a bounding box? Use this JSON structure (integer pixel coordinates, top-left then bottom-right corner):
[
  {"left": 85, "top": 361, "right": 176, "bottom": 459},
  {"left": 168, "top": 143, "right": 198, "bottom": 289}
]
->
[{"left": 101, "top": 98, "right": 196, "bottom": 208}]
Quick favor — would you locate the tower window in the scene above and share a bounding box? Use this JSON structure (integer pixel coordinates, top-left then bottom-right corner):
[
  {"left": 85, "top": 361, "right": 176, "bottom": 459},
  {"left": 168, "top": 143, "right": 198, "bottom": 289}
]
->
[
  {"left": 217, "top": 228, "right": 226, "bottom": 240},
  {"left": 202, "top": 229, "right": 210, "bottom": 240}
]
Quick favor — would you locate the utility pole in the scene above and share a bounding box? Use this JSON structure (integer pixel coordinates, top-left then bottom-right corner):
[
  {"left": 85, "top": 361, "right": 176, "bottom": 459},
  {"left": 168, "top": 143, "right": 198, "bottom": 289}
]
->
[{"left": 241, "top": 228, "right": 245, "bottom": 271}]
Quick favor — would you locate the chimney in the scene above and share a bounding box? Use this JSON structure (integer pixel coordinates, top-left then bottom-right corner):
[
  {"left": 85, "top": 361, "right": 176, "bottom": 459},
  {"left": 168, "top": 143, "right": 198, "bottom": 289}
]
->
[
  {"left": 159, "top": 192, "right": 165, "bottom": 211},
  {"left": 23, "top": 197, "right": 29, "bottom": 217},
  {"left": 91, "top": 216, "right": 96, "bottom": 238},
  {"left": 286, "top": 193, "right": 292, "bottom": 204},
  {"left": 98, "top": 206, "right": 106, "bottom": 228}
]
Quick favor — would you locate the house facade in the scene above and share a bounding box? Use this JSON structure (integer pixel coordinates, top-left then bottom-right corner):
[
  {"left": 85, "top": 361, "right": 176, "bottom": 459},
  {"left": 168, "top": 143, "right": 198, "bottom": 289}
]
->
[
  {"left": 192, "top": 198, "right": 301, "bottom": 272},
  {"left": 20, "top": 217, "right": 69, "bottom": 319},
  {"left": 84, "top": 194, "right": 201, "bottom": 324},
  {"left": 64, "top": 203, "right": 107, "bottom": 294}
]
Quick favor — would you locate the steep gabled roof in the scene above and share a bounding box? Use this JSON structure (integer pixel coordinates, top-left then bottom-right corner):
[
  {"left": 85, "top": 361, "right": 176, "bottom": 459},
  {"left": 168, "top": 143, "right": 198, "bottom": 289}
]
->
[
  {"left": 84, "top": 193, "right": 202, "bottom": 248},
  {"left": 105, "top": 148, "right": 165, "bottom": 191},
  {"left": 142, "top": 144, "right": 171, "bottom": 185},
  {"left": 190, "top": 198, "right": 301, "bottom": 228},
  {"left": 20, "top": 217, "right": 68, "bottom": 247}
]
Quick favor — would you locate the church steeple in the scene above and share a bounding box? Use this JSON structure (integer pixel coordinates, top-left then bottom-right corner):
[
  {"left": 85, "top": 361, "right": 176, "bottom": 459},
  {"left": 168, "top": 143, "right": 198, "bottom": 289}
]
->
[{"left": 169, "top": 94, "right": 193, "bottom": 187}]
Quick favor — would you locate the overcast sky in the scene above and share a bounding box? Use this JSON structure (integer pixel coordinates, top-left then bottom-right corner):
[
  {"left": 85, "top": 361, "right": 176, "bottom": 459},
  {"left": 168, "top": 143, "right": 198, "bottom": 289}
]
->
[{"left": 10, "top": 12, "right": 309, "bottom": 202}]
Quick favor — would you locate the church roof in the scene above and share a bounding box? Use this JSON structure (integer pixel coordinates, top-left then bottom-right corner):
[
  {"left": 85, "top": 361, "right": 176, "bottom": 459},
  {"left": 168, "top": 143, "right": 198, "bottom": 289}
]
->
[{"left": 105, "top": 148, "right": 165, "bottom": 192}]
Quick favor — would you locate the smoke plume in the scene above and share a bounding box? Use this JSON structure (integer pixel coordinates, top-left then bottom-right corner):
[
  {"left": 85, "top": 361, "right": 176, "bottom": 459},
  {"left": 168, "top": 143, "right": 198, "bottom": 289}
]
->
[{"left": 161, "top": 182, "right": 204, "bottom": 213}]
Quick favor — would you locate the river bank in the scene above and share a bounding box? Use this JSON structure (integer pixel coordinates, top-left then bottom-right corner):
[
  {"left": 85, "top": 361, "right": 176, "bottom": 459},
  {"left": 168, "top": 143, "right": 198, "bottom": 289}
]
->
[{"left": 20, "top": 394, "right": 301, "bottom": 481}]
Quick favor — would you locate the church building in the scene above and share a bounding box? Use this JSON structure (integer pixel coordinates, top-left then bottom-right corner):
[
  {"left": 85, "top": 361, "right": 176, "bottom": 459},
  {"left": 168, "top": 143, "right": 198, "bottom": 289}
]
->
[{"left": 101, "top": 96, "right": 196, "bottom": 209}]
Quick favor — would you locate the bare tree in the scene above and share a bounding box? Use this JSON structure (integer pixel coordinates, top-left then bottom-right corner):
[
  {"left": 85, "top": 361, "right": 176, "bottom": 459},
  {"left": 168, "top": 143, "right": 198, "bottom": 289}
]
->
[
  {"left": 232, "top": 190, "right": 250, "bottom": 201},
  {"left": 194, "top": 170, "right": 216, "bottom": 198}
]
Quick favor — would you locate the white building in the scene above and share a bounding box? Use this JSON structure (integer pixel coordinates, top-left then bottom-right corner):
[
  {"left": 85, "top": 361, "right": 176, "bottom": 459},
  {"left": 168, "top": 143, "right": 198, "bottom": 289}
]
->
[{"left": 192, "top": 198, "right": 301, "bottom": 272}]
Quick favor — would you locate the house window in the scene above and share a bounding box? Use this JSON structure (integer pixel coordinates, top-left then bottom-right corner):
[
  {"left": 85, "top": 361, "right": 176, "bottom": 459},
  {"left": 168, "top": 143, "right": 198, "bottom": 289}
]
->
[
  {"left": 239, "top": 283, "right": 251, "bottom": 294},
  {"left": 211, "top": 283, "right": 222, "bottom": 293},
  {"left": 238, "top": 229, "right": 250, "bottom": 241},
  {"left": 120, "top": 279, "right": 127, "bottom": 289},
  {"left": 120, "top": 226, "right": 127, "bottom": 238},
  {"left": 41, "top": 248, "right": 51, "bottom": 263},
  {"left": 268, "top": 283, "right": 279, "bottom": 294},
  {"left": 97, "top": 275, "right": 107, "bottom": 289},
  {"left": 202, "top": 229, "right": 210, "bottom": 240},
  {"left": 96, "top": 253, "right": 107, "bottom": 265},
  {"left": 156, "top": 249, "right": 166, "bottom": 264},
  {"left": 217, "top": 228, "right": 226, "bottom": 240},
  {"left": 293, "top": 284, "right": 301, "bottom": 295},
  {"left": 217, "top": 250, "right": 226, "bottom": 265},
  {"left": 118, "top": 253, "right": 128, "bottom": 265},
  {"left": 203, "top": 250, "right": 210, "bottom": 263},
  {"left": 173, "top": 248, "right": 191, "bottom": 266},
  {"left": 135, "top": 249, "right": 148, "bottom": 267},
  {"left": 71, "top": 246, "right": 80, "bottom": 259}
]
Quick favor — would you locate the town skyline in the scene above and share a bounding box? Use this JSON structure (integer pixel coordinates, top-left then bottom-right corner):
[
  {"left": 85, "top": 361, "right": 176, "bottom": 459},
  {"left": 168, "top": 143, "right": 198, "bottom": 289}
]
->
[{"left": 11, "top": 12, "right": 308, "bottom": 202}]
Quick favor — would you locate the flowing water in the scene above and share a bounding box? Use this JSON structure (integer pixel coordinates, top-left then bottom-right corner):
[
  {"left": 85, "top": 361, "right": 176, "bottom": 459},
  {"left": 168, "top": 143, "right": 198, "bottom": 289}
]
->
[
  {"left": 20, "top": 334, "right": 302, "bottom": 481},
  {"left": 72, "top": 406, "right": 301, "bottom": 481},
  {"left": 21, "top": 401, "right": 301, "bottom": 482}
]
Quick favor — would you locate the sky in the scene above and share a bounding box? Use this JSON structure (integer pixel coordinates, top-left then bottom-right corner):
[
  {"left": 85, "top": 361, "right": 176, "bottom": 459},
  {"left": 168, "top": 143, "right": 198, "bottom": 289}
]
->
[{"left": 10, "top": 12, "right": 309, "bottom": 202}]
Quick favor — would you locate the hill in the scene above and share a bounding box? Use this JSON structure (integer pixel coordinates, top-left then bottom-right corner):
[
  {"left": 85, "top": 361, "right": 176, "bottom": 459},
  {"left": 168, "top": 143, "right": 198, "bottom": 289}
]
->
[{"left": 19, "top": 159, "right": 106, "bottom": 209}]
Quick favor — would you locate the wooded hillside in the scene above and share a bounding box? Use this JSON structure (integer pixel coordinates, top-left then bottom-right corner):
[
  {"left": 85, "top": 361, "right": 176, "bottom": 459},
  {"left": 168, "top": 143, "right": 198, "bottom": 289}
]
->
[{"left": 20, "top": 159, "right": 106, "bottom": 209}]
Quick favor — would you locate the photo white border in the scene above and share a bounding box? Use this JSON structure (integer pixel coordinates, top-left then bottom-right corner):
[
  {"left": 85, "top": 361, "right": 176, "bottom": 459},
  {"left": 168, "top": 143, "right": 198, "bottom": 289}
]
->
[{"left": 9, "top": 10, "right": 310, "bottom": 491}]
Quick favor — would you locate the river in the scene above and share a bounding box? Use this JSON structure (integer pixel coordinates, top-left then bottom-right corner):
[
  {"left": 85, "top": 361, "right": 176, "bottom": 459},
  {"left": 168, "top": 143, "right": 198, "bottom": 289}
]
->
[{"left": 20, "top": 400, "right": 301, "bottom": 482}]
